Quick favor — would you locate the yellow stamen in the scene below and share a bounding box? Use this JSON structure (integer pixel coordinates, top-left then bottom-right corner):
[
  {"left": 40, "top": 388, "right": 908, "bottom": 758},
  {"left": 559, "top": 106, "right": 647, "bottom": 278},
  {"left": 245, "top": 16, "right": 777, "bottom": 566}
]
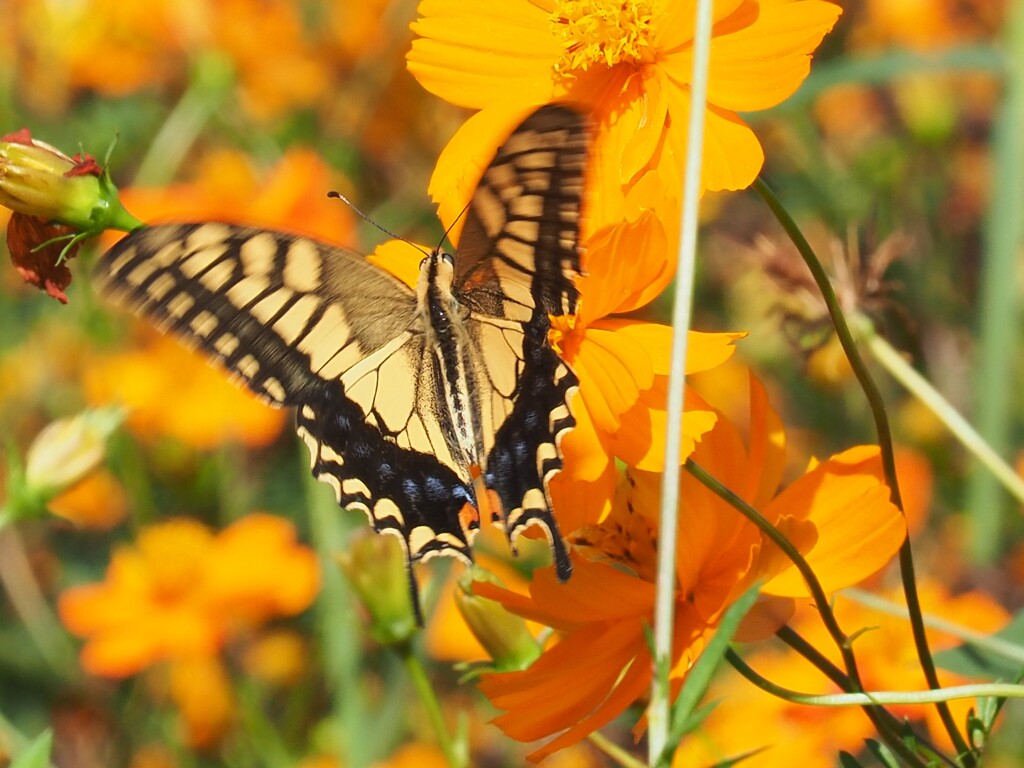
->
[
  {"left": 551, "top": 0, "right": 661, "bottom": 75},
  {"left": 548, "top": 312, "right": 580, "bottom": 357}
]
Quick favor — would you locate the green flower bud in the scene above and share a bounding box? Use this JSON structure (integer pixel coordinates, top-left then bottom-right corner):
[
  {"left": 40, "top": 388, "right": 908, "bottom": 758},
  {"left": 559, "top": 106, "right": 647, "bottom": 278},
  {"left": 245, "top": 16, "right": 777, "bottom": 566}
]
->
[
  {"left": 336, "top": 529, "right": 417, "bottom": 645},
  {"left": 23, "top": 407, "right": 126, "bottom": 505},
  {"left": 0, "top": 133, "right": 105, "bottom": 226},
  {"left": 456, "top": 569, "right": 540, "bottom": 671}
]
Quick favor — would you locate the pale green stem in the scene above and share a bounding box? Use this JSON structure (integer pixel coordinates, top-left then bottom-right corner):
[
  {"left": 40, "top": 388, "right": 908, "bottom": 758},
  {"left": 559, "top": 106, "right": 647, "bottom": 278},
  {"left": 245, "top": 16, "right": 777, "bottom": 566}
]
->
[
  {"left": 587, "top": 731, "right": 648, "bottom": 768},
  {"left": 402, "top": 647, "right": 465, "bottom": 768},
  {"left": 132, "top": 53, "right": 233, "bottom": 187},
  {"left": 861, "top": 323, "right": 1024, "bottom": 506},
  {"left": 843, "top": 587, "right": 1024, "bottom": 667},
  {"left": 0, "top": 528, "right": 80, "bottom": 680},
  {"left": 649, "top": 0, "right": 713, "bottom": 761}
]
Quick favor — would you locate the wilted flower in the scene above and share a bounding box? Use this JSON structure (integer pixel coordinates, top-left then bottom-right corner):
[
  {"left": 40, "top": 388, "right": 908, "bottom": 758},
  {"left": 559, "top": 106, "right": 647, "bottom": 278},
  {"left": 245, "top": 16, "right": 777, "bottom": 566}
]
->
[{"left": 1, "top": 129, "right": 141, "bottom": 301}]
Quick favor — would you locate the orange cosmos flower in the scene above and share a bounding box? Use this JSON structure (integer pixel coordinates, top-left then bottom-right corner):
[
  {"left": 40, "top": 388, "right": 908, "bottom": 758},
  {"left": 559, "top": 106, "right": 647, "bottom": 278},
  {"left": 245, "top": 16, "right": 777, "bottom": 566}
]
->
[
  {"left": 474, "top": 369, "right": 905, "bottom": 761},
  {"left": 675, "top": 581, "right": 1009, "bottom": 766},
  {"left": 59, "top": 514, "right": 320, "bottom": 678},
  {"left": 110, "top": 147, "right": 354, "bottom": 244},
  {"left": 85, "top": 330, "right": 286, "bottom": 450},
  {"left": 409, "top": 0, "right": 843, "bottom": 239},
  {"left": 11, "top": 0, "right": 332, "bottom": 120}
]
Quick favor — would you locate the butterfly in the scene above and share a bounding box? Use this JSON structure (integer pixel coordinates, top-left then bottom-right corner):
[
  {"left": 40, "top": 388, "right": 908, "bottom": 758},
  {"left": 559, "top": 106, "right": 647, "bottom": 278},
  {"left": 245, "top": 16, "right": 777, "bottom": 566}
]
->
[{"left": 95, "top": 105, "right": 587, "bottom": 619}]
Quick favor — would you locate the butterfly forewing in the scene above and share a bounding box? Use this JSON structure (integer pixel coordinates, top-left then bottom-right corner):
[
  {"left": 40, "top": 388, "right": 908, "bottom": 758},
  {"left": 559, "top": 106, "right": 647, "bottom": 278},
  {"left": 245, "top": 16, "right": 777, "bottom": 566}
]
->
[
  {"left": 454, "top": 105, "right": 586, "bottom": 321},
  {"left": 96, "top": 223, "right": 480, "bottom": 586}
]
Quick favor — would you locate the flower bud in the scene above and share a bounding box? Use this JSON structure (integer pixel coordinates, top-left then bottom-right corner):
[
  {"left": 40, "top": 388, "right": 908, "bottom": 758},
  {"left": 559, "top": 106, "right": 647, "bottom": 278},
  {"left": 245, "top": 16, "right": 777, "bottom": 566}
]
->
[
  {"left": 336, "top": 529, "right": 417, "bottom": 645},
  {"left": 0, "top": 131, "right": 105, "bottom": 226},
  {"left": 24, "top": 407, "right": 126, "bottom": 504},
  {"left": 455, "top": 569, "right": 540, "bottom": 671}
]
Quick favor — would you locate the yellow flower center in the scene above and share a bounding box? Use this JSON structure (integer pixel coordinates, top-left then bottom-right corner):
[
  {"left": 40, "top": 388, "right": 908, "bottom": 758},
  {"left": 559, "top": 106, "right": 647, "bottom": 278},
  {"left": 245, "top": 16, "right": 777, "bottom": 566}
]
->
[{"left": 551, "top": 0, "right": 661, "bottom": 74}]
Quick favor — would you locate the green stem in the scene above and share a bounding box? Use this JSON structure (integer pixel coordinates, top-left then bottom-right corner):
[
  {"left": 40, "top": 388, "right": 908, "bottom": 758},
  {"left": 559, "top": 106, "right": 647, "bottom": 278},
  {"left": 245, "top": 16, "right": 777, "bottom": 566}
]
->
[
  {"left": 752, "top": 177, "right": 971, "bottom": 763},
  {"left": 686, "top": 459, "right": 916, "bottom": 757},
  {"left": 776, "top": 625, "right": 945, "bottom": 763},
  {"left": 306, "top": 471, "right": 372, "bottom": 768},
  {"left": 730, "top": 651, "right": 1024, "bottom": 708},
  {"left": 966, "top": 1, "right": 1024, "bottom": 564},
  {"left": 401, "top": 645, "right": 465, "bottom": 768},
  {"left": 132, "top": 52, "right": 234, "bottom": 187},
  {"left": 0, "top": 528, "right": 80, "bottom": 681},
  {"left": 862, "top": 326, "right": 1024, "bottom": 505}
]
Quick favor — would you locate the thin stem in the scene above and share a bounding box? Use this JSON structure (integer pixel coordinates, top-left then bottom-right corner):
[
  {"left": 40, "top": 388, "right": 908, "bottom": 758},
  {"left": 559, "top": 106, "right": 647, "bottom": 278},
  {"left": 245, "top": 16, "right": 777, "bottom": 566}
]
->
[
  {"left": 752, "top": 177, "right": 971, "bottom": 762},
  {"left": 0, "top": 527, "right": 80, "bottom": 681},
  {"left": 843, "top": 588, "right": 1024, "bottom": 667},
  {"left": 132, "top": 53, "right": 233, "bottom": 187},
  {"left": 777, "top": 625, "right": 947, "bottom": 762},
  {"left": 730, "top": 651, "right": 1024, "bottom": 708},
  {"left": 687, "top": 461, "right": 939, "bottom": 762},
  {"left": 649, "top": 0, "right": 713, "bottom": 760},
  {"left": 401, "top": 646, "right": 465, "bottom": 768},
  {"left": 862, "top": 326, "right": 1024, "bottom": 505},
  {"left": 587, "top": 731, "right": 648, "bottom": 768},
  {"left": 686, "top": 461, "right": 854, "bottom": 661},
  {"left": 727, "top": 650, "right": 972, "bottom": 768}
]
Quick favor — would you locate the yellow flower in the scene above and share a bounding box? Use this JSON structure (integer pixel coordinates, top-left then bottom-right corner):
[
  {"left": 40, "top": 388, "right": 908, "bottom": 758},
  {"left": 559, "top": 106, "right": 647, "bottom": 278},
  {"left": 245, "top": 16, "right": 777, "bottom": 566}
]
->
[
  {"left": 58, "top": 514, "right": 320, "bottom": 678},
  {"left": 47, "top": 470, "right": 130, "bottom": 530},
  {"left": 409, "top": 0, "right": 843, "bottom": 238}
]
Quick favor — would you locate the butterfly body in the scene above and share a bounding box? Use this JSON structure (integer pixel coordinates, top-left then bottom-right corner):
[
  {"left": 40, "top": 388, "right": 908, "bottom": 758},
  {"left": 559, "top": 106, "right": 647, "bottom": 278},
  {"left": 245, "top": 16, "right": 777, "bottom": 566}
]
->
[{"left": 96, "top": 106, "right": 586, "bottom": 615}]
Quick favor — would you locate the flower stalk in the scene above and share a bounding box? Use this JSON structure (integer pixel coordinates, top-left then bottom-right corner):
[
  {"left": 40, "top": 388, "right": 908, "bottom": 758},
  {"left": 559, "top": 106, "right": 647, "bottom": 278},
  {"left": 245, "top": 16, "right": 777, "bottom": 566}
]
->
[
  {"left": 753, "top": 177, "right": 973, "bottom": 763},
  {"left": 650, "top": 0, "right": 713, "bottom": 761}
]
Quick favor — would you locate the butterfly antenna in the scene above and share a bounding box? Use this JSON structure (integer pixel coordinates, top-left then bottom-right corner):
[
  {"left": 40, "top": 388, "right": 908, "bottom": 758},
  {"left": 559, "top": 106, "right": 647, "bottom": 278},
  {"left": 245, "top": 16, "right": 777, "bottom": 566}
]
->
[
  {"left": 327, "top": 190, "right": 430, "bottom": 257},
  {"left": 435, "top": 199, "right": 473, "bottom": 255}
]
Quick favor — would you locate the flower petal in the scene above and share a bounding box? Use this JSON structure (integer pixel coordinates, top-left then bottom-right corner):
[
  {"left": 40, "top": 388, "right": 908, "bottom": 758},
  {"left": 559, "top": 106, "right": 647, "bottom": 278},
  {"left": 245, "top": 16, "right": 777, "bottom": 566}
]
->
[
  {"left": 408, "top": 0, "right": 558, "bottom": 109},
  {"left": 762, "top": 446, "right": 906, "bottom": 596},
  {"left": 572, "top": 326, "right": 652, "bottom": 434},
  {"left": 614, "top": 383, "right": 717, "bottom": 471},
  {"left": 426, "top": 106, "right": 535, "bottom": 242},
  {"left": 579, "top": 212, "right": 672, "bottom": 320}
]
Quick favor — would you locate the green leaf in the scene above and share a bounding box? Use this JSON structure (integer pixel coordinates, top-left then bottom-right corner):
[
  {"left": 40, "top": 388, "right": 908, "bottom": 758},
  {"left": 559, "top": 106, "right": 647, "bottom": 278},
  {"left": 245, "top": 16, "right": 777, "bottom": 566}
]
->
[
  {"left": 838, "top": 752, "right": 867, "bottom": 768},
  {"left": 864, "top": 738, "right": 902, "bottom": 768},
  {"left": 10, "top": 730, "right": 53, "bottom": 768}
]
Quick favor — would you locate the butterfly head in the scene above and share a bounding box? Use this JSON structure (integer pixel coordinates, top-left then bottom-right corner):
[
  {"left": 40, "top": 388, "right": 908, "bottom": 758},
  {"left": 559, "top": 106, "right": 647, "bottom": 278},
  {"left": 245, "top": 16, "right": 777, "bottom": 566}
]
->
[{"left": 415, "top": 249, "right": 457, "bottom": 307}]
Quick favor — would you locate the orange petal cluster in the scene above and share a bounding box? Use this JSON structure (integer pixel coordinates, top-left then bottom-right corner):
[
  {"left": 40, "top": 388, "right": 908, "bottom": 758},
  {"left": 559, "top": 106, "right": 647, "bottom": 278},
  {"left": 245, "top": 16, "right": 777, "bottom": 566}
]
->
[
  {"left": 59, "top": 514, "right": 320, "bottom": 677},
  {"left": 474, "top": 371, "right": 906, "bottom": 760}
]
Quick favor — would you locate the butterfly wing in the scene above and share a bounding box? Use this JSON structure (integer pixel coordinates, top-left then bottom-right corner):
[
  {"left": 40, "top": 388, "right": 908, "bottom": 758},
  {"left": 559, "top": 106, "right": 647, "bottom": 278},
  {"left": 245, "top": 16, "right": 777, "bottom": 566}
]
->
[
  {"left": 453, "top": 105, "right": 586, "bottom": 321},
  {"left": 454, "top": 105, "right": 587, "bottom": 580},
  {"left": 95, "top": 223, "right": 479, "bottom": 584}
]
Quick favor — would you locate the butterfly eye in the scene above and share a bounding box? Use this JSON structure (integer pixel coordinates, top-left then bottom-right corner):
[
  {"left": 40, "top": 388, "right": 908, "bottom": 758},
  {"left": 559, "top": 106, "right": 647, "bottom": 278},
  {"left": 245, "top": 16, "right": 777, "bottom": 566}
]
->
[{"left": 440, "top": 252, "right": 454, "bottom": 266}]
